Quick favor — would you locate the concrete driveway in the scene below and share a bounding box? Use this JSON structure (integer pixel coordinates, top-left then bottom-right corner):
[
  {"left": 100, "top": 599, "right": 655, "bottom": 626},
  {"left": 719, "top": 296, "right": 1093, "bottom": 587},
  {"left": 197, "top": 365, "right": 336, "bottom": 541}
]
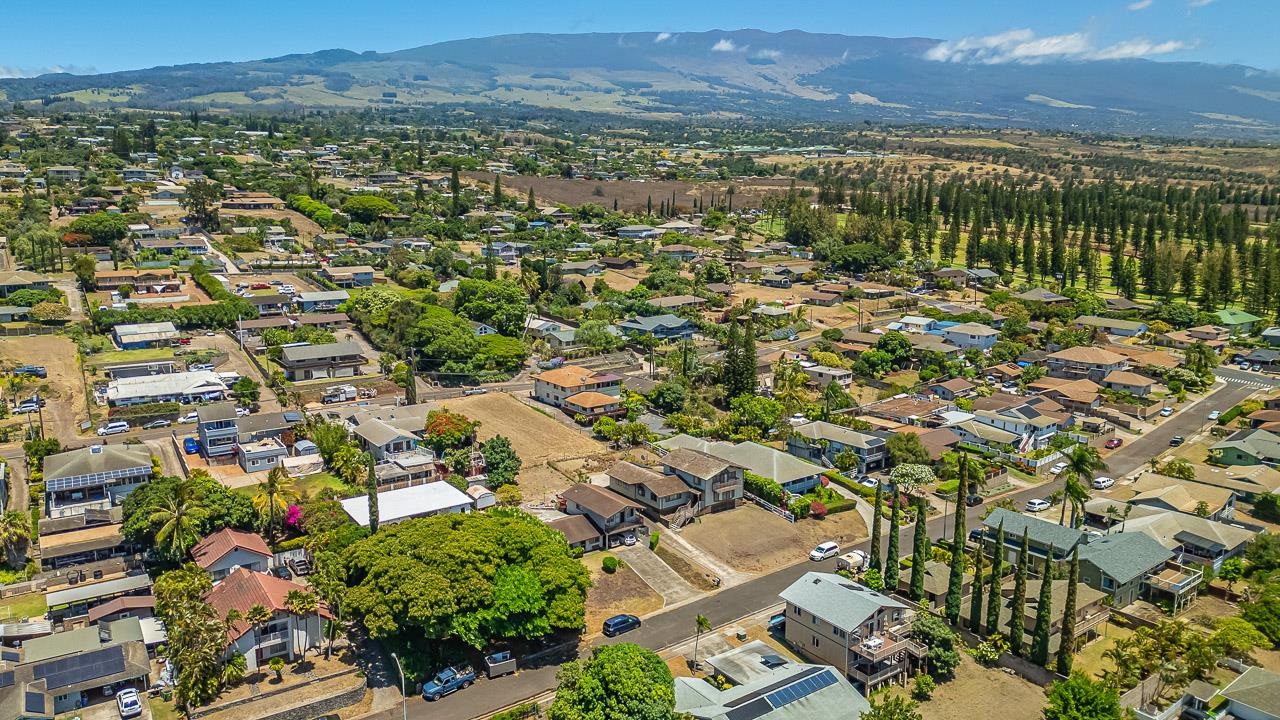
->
[{"left": 614, "top": 544, "right": 700, "bottom": 606}]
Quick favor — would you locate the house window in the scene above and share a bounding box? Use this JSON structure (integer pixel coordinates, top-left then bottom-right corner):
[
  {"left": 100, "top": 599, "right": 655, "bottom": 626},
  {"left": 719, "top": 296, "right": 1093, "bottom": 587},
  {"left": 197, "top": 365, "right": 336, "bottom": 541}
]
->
[
  {"left": 833, "top": 626, "right": 846, "bottom": 639},
  {"left": 1102, "top": 576, "right": 1115, "bottom": 590},
  {"left": 811, "top": 635, "right": 820, "bottom": 648}
]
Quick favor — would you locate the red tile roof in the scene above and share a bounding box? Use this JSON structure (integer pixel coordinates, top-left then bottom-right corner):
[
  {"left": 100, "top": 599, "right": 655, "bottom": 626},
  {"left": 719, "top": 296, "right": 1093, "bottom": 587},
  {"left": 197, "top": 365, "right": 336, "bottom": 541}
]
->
[
  {"left": 205, "top": 567, "right": 331, "bottom": 641},
  {"left": 191, "top": 528, "right": 272, "bottom": 570}
]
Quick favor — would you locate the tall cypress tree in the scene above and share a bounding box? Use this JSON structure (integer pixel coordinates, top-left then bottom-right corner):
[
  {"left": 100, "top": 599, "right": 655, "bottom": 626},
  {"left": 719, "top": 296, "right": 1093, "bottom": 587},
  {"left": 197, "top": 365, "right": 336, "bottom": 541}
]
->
[
  {"left": 365, "top": 454, "right": 379, "bottom": 534},
  {"left": 985, "top": 521, "right": 1005, "bottom": 636},
  {"left": 1056, "top": 545, "right": 1081, "bottom": 675},
  {"left": 1008, "top": 530, "right": 1030, "bottom": 656},
  {"left": 1030, "top": 549, "right": 1056, "bottom": 666},
  {"left": 723, "top": 319, "right": 743, "bottom": 398},
  {"left": 740, "top": 318, "right": 757, "bottom": 395},
  {"left": 968, "top": 541, "right": 985, "bottom": 633},
  {"left": 884, "top": 490, "right": 901, "bottom": 591},
  {"left": 403, "top": 352, "right": 418, "bottom": 406},
  {"left": 869, "top": 483, "right": 883, "bottom": 571},
  {"left": 909, "top": 495, "right": 929, "bottom": 601},
  {"left": 944, "top": 456, "right": 968, "bottom": 624}
]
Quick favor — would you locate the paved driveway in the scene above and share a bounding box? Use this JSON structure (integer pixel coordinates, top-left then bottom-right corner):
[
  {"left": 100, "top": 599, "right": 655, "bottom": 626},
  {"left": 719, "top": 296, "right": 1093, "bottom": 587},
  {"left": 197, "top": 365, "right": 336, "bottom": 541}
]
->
[{"left": 614, "top": 544, "right": 700, "bottom": 605}]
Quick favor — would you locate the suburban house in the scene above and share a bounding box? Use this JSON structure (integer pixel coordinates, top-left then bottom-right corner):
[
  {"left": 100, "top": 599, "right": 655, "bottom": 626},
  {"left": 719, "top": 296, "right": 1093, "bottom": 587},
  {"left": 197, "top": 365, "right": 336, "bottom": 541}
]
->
[
  {"left": 479, "top": 241, "right": 532, "bottom": 264},
  {"left": 606, "top": 448, "right": 744, "bottom": 525},
  {"left": 787, "top": 421, "right": 888, "bottom": 474},
  {"left": 559, "top": 260, "right": 604, "bottom": 276},
  {"left": 43, "top": 444, "right": 153, "bottom": 520},
  {"left": 561, "top": 391, "right": 626, "bottom": 419},
  {"left": 1102, "top": 370, "right": 1158, "bottom": 397},
  {"left": 1084, "top": 501, "right": 1256, "bottom": 571},
  {"left": 320, "top": 265, "right": 376, "bottom": 287},
  {"left": 45, "top": 165, "right": 82, "bottom": 182},
  {"left": 974, "top": 577, "right": 1110, "bottom": 655},
  {"left": 618, "top": 313, "right": 696, "bottom": 340},
  {"left": 0, "top": 617, "right": 151, "bottom": 716},
  {"left": 801, "top": 365, "right": 853, "bottom": 388},
  {"left": 0, "top": 269, "right": 52, "bottom": 297},
  {"left": 113, "top": 321, "right": 180, "bottom": 349},
  {"left": 980, "top": 508, "right": 1083, "bottom": 574},
  {"left": 1158, "top": 325, "right": 1231, "bottom": 351},
  {"left": 656, "top": 244, "right": 701, "bottom": 262},
  {"left": 1012, "top": 287, "right": 1070, "bottom": 305},
  {"left": 649, "top": 294, "right": 708, "bottom": 311},
  {"left": 237, "top": 438, "right": 288, "bottom": 473},
  {"left": 930, "top": 377, "right": 976, "bottom": 401},
  {"left": 351, "top": 417, "right": 421, "bottom": 461},
  {"left": 1211, "top": 428, "right": 1280, "bottom": 467},
  {"left": 942, "top": 322, "right": 999, "bottom": 351},
  {"left": 205, "top": 567, "right": 330, "bottom": 671},
  {"left": 219, "top": 191, "right": 284, "bottom": 210},
  {"left": 532, "top": 365, "right": 623, "bottom": 408},
  {"left": 191, "top": 528, "right": 272, "bottom": 582},
  {"left": 1216, "top": 308, "right": 1263, "bottom": 334},
  {"left": 94, "top": 268, "right": 178, "bottom": 292},
  {"left": 1073, "top": 315, "right": 1149, "bottom": 337},
  {"left": 294, "top": 290, "right": 350, "bottom": 312},
  {"left": 1217, "top": 667, "right": 1280, "bottom": 720},
  {"left": 197, "top": 403, "right": 241, "bottom": 459},
  {"left": 606, "top": 461, "right": 700, "bottom": 522},
  {"left": 548, "top": 514, "right": 606, "bottom": 553},
  {"left": 779, "top": 572, "right": 924, "bottom": 691},
  {"left": 971, "top": 405, "right": 1067, "bottom": 451},
  {"left": 558, "top": 483, "right": 644, "bottom": 546},
  {"left": 247, "top": 293, "right": 292, "bottom": 317},
  {"left": 661, "top": 448, "right": 745, "bottom": 514},
  {"left": 675, "top": 640, "right": 870, "bottom": 720},
  {"left": 340, "top": 481, "right": 473, "bottom": 527},
  {"left": 134, "top": 236, "right": 209, "bottom": 255},
  {"left": 896, "top": 559, "right": 969, "bottom": 609},
  {"left": 1046, "top": 346, "right": 1130, "bottom": 382},
  {"left": 278, "top": 341, "right": 367, "bottom": 381},
  {"left": 660, "top": 434, "right": 825, "bottom": 495}
]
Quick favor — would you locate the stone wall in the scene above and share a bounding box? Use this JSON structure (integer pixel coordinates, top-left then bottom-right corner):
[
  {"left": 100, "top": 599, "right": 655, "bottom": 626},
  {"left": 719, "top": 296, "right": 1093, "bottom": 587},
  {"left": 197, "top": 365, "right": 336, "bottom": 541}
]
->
[{"left": 256, "top": 679, "right": 367, "bottom": 720}]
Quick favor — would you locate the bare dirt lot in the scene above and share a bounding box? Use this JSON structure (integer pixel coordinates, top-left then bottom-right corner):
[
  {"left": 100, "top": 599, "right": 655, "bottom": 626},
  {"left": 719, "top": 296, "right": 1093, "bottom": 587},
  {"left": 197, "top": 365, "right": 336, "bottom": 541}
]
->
[
  {"left": 905, "top": 654, "right": 1046, "bottom": 720},
  {"left": 436, "top": 393, "right": 611, "bottom": 501},
  {"left": 680, "top": 504, "right": 868, "bottom": 575},
  {"left": 581, "top": 558, "right": 664, "bottom": 634},
  {"left": 0, "top": 335, "right": 91, "bottom": 438}
]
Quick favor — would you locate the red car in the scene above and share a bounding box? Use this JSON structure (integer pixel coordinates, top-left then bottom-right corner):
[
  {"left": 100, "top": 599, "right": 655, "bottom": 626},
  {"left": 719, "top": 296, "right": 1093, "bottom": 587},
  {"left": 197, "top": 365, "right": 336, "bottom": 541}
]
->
[
  {"left": 1104, "top": 438, "right": 1123, "bottom": 449},
  {"left": 250, "top": 282, "right": 270, "bottom": 290}
]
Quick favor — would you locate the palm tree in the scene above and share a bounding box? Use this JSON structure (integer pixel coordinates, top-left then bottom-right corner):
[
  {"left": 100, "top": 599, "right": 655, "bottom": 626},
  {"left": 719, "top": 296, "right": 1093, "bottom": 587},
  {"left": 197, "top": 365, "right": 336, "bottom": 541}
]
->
[
  {"left": 1055, "top": 444, "right": 1106, "bottom": 527},
  {"left": 0, "top": 510, "right": 31, "bottom": 568},
  {"left": 692, "top": 613, "right": 711, "bottom": 669},
  {"left": 284, "top": 590, "right": 320, "bottom": 659},
  {"left": 253, "top": 467, "right": 299, "bottom": 543},
  {"left": 245, "top": 604, "right": 272, "bottom": 662},
  {"left": 150, "top": 478, "right": 211, "bottom": 559}
]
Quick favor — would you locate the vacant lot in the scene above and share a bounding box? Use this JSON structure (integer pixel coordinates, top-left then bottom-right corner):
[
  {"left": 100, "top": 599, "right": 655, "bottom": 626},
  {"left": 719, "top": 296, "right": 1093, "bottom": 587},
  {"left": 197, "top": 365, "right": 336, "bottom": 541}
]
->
[
  {"left": 0, "top": 335, "right": 91, "bottom": 437},
  {"left": 680, "top": 504, "right": 868, "bottom": 575},
  {"left": 582, "top": 557, "right": 663, "bottom": 634},
  {"left": 437, "top": 392, "right": 610, "bottom": 500},
  {"left": 910, "top": 654, "right": 1046, "bottom": 720}
]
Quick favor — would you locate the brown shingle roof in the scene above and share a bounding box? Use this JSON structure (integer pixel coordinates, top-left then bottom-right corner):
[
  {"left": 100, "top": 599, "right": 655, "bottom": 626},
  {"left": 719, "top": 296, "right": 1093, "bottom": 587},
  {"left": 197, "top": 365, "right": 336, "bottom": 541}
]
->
[
  {"left": 1103, "top": 370, "right": 1156, "bottom": 387},
  {"left": 190, "top": 528, "right": 271, "bottom": 570},
  {"left": 535, "top": 365, "right": 598, "bottom": 388},
  {"left": 86, "top": 595, "right": 155, "bottom": 624},
  {"left": 662, "top": 447, "right": 739, "bottom": 479},
  {"left": 565, "top": 391, "right": 621, "bottom": 409},
  {"left": 606, "top": 461, "right": 692, "bottom": 497},
  {"left": 561, "top": 483, "right": 641, "bottom": 519},
  {"left": 548, "top": 514, "right": 602, "bottom": 545},
  {"left": 1048, "top": 346, "right": 1127, "bottom": 365}
]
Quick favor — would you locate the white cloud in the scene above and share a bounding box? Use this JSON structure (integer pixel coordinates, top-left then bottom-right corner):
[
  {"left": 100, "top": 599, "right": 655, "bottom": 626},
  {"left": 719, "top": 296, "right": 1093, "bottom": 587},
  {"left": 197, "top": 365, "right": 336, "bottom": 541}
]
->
[
  {"left": 0, "top": 64, "right": 92, "bottom": 78},
  {"left": 1188, "top": 0, "right": 1214, "bottom": 6},
  {"left": 654, "top": 32, "right": 673, "bottom": 43},
  {"left": 1127, "top": 0, "right": 1153, "bottom": 10},
  {"left": 925, "top": 28, "right": 1190, "bottom": 64},
  {"left": 711, "top": 38, "right": 742, "bottom": 52},
  {"left": 754, "top": 49, "right": 782, "bottom": 60}
]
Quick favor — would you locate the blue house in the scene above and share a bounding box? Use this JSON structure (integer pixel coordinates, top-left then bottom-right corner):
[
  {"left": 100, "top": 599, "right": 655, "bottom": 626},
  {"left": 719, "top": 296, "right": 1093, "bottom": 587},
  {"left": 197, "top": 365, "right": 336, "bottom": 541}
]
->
[
  {"left": 618, "top": 314, "right": 695, "bottom": 341},
  {"left": 321, "top": 265, "right": 375, "bottom": 288},
  {"left": 295, "top": 290, "right": 350, "bottom": 312}
]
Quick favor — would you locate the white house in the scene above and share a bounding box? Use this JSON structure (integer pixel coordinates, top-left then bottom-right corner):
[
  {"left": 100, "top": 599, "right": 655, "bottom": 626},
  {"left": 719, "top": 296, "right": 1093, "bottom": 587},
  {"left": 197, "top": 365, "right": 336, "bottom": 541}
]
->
[
  {"left": 340, "top": 481, "right": 473, "bottom": 528},
  {"left": 190, "top": 528, "right": 272, "bottom": 582},
  {"left": 205, "top": 567, "right": 330, "bottom": 671}
]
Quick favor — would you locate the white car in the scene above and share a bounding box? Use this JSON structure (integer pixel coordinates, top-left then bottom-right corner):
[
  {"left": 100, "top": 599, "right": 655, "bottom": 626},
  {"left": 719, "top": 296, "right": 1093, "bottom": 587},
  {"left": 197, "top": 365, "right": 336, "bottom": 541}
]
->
[
  {"left": 1048, "top": 462, "right": 1068, "bottom": 475},
  {"left": 809, "top": 541, "right": 840, "bottom": 561},
  {"left": 236, "top": 406, "right": 251, "bottom": 417},
  {"left": 97, "top": 421, "right": 130, "bottom": 436},
  {"left": 178, "top": 411, "right": 199, "bottom": 424},
  {"left": 1208, "top": 410, "right": 1221, "bottom": 421},
  {"left": 1160, "top": 407, "right": 1174, "bottom": 417},
  {"left": 116, "top": 688, "right": 143, "bottom": 719},
  {"left": 622, "top": 531, "right": 637, "bottom": 546},
  {"left": 1026, "top": 499, "right": 1052, "bottom": 513},
  {"left": 1091, "top": 476, "right": 1116, "bottom": 490}
]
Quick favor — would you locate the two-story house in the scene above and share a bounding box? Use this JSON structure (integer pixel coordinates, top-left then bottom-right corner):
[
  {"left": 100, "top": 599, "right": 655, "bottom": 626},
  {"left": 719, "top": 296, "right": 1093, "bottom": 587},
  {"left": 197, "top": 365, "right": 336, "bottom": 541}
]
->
[
  {"left": 351, "top": 417, "right": 420, "bottom": 461},
  {"left": 617, "top": 313, "right": 696, "bottom": 341},
  {"left": 941, "top": 322, "right": 999, "bottom": 351},
  {"left": 1046, "top": 346, "right": 1130, "bottom": 382},
  {"left": 779, "top": 572, "right": 925, "bottom": 691},
  {"left": 43, "top": 445, "right": 153, "bottom": 520},
  {"left": 661, "top": 448, "right": 744, "bottom": 515},
  {"left": 1073, "top": 315, "right": 1149, "bottom": 337},
  {"left": 787, "top": 421, "right": 888, "bottom": 474},
  {"left": 801, "top": 365, "right": 854, "bottom": 388},
  {"left": 532, "top": 365, "right": 623, "bottom": 408},
  {"left": 191, "top": 528, "right": 272, "bottom": 582},
  {"left": 606, "top": 461, "right": 701, "bottom": 522},
  {"left": 559, "top": 483, "right": 644, "bottom": 546},
  {"left": 205, "top": 567, "right": 331, "bottom": 671},
  {"left": 320, "top": 265, "right": 376, "bottom": 288},
  {"left": 197, "top": 403, "right": 241, "bottom": 459},
  {"left": 278, "top": 341, "right": 367, "bottom": 381},
  {"left": 660, "top": 434, "right": 825, "bottom": 495},
  {"left": 294, "top": 290, "right": 350, "bottom": 313},
  {"left": 247, "top": 293, "right": 291, "bottom": 317}
]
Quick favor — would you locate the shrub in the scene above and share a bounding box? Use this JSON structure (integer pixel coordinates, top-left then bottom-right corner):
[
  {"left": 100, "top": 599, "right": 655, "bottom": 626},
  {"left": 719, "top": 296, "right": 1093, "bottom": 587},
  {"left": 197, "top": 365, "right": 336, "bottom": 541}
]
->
[
  {"left": 602, "top": 556, "right": 618, "bottom": 574},
  {"left": 971, "top": 634, "right": 1008, "bottom": 666},
  {"left": 744, "top": 471, "right": 784, "bottom": 506},
  {"left": 809, "top": 501, "right": 828, "bottom": 519},
  {"left": 912, "top": 673, "right": 936, "bottom": 700},
  {"left": 649, "top": 531, "right": 660, "bottom": 550},
  {"left": 491, "top": 702, "right": 541, "bottom": 720},
  {"left": 788, "top": 498, "right": 811, "bottom": 519}
]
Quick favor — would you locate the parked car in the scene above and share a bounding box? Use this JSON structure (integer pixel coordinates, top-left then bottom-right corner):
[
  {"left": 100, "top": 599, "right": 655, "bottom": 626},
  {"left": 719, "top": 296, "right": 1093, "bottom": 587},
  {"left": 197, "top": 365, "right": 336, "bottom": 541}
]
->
[
  {"left": 622, "top": 531, "right": 637, "bottom": 546},
  {"left": 12, "top": 402, "right": 38, "bottom": 414},
  {"left": 1252, "top": 364, "right": 1263, "bottom": 372},
  {"left": 183, "top": 437, "right": 200, "bottom": 454},
  {"left": 143, "top": 419, "right": 172, "bottom": 429},
  {"left": 251, "top": 282, "right": 270, "bottom": 290},
  {"left": 288, "top": 557, "right": 312, "bottom": 576},
  {"left": 1048, "top": 462, "right": 1068, "bottom": 475},
  {"left": 968, "top": 528, "right": 985, "bottom": 544},
  {"left": 1104, "top": 438, "right": 1123, "bottom": 449},
  {"left": 1170, "top": 436, "right": 1185, "bottom": 447},
  {"left": 272, "top": 565, "right": 293, "bottom": 580},
  {"left": 462, "top": 388, "right": 488, "bottom": 396},
  {"left": 421, "top": 666, "right": 475, "bottom": 701},
  {"left": 236, "top": 407, "right": 250, "bottom": 417},
  {"left": 12, "top": 364, "right": 46, "bottom": 378},
  {"left": 1160, "top": 407, "right": 1174, "bottom": 417},
  {"left": 856, "top": 475, "right": 877, "bottom": 488},
  {"left": 178, "top": 411, "right": 199, "bottom": 423},
  {"left": 97, "top": 421, "right": 130, "bottom": 436},
  {"left": 768, "top": 612, "right": 787, "bottom": 633},
  {"left": 1026, "top": 498, "right": 1051, "bottom": 513},
  {"left": 1208, "top": 410, "right": 1221, "bottom": 421},
  {"left": 965, "top": 493, "right": 983, "bottom": 507},
  {"left": 809, "top": 541, "right": 840, "bottom": 561},
  {"left": 602, "top": 614, "right": 641, "bottom": 637},
  {"left": 1092, "top": 476, "right": 1116, "bottom": 490},
  {"left": 116, "top": 688, "right": 143, "bottom": 719}
]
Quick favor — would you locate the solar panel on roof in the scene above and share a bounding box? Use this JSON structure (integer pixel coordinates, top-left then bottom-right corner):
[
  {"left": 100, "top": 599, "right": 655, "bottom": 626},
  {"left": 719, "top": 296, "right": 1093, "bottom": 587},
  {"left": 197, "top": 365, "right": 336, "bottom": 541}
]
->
[
  {"left": 765, "top": 669, "right": 837, "bottom": 709},
  {"left": 725, "top": 697, "right": 772, "bottom": 720},
  {"left": 33, "top": 645, "right": 125, "bottom": 689},
  {"left": 25, "top": 690, "right": 45, "bottom": 714}
]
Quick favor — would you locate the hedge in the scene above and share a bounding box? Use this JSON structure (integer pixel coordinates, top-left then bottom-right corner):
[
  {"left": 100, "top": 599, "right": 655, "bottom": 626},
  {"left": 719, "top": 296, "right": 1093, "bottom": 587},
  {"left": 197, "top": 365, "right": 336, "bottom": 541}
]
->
[
  {"left": 602, "top": 556, "right": 618, "bottom": 574},
  {"left": 824, "top": 471, "right": 877, "bottom": 499},
  {"left": 745, "top": 471, "right": 784, "bottom": 506},
  {"left": 1217, "top": 405, "right": 1245, "bottom": 426},
  {"left": 491, "top": 703, "right": 541, "bottom": 720},
  {"left": 107, "top": 401, "right": 181, "bottom": 421}
]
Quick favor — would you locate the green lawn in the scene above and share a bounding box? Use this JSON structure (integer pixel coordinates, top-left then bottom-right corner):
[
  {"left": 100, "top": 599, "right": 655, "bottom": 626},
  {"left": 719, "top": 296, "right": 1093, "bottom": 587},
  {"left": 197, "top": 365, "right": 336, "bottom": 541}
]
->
[
  {"left": 1073, "top": 621, "right": 1132, "bottom": 680},
  {"left": 295, "top": 472, "right": 354, "bottom": 499},
  {"left": 85, "top": 347, "right": 176, "bottom": 366},
  {"left": 0, "top": 592, "right": 47, "bottom": 621}
]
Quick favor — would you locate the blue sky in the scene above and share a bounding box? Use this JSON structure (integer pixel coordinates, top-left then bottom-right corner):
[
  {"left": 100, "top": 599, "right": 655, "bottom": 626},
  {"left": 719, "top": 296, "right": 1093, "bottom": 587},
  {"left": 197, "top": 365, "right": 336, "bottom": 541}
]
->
[{"left": 1, "top": 0, "right": 1273, "bottom": 77}]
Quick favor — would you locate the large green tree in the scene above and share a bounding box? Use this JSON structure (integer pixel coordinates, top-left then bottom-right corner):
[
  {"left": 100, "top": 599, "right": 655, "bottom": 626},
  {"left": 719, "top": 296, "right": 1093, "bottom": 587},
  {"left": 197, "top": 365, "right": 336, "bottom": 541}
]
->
[
  {"left": 548, "top": 643, "right": 676, "bottom": 720},
  {"left": 985, "top": 521, "right": 1005, "bottom": 636},
  {"left": 944, "top": 456, "right": 967, "bottom": 624},
  {"left": 1043, "top": 673, "right": 1123, "bottom": 720},
  {"left": 869, "top": 482, "right": 884, "bottom": 571},
  {"left": 909, "top": 495, "right": 929, "bottom": 601},
  {"left": 480, "top": 435, "right": 522, "bottom": 487}
]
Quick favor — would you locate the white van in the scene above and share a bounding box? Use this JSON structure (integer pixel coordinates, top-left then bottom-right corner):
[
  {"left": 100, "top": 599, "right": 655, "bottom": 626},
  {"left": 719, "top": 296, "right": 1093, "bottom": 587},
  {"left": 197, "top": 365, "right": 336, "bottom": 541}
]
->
[
  {"left": 97, "top": 421, "right": 130, "bottom": 436},
  {"left": 809, "top": 541, "right": 840, "bottom": 562}
]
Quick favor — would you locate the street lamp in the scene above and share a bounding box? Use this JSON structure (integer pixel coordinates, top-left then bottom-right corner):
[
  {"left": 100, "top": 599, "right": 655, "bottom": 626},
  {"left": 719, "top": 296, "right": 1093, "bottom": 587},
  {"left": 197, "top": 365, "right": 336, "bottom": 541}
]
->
[{"left": 390, "top": 652, "right": 407, "bottom": 720}]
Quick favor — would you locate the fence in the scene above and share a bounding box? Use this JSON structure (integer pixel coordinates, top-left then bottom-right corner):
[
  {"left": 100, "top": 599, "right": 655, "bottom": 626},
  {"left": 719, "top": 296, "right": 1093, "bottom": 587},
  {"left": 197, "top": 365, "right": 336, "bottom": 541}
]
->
[
  {"left": 743, "top": 490, "right": 796, "bottom": 523},
  {"left": 0, "top": 324, "right": 58, "bottom": 336}
]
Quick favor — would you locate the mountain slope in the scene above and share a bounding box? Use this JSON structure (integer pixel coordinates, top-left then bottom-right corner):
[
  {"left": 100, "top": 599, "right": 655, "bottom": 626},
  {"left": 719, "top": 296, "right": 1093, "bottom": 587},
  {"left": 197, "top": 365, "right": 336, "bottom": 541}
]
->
[{"left": 2, "top": 29, "right": 1278, "bottom": 137}]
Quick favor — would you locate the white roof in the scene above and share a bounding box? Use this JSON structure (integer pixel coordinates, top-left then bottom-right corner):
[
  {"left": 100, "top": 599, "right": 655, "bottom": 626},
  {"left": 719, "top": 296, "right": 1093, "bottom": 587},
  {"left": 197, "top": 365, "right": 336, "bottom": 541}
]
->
[
  {"left": 115, "top": 321, "right": 178, "bottom": 337},
  {"left": 107, "top": 370, "right": 226, "bottom": 402},
  {"left": 340, "top": 481, "right": 473, "bottom": 527}
]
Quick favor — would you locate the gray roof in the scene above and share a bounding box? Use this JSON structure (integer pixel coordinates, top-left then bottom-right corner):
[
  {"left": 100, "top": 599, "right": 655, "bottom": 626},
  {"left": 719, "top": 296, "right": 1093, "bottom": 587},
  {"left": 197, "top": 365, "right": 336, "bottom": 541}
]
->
[
  {"left": 353, "top": 418, "right": 417, "bottom": 447},
  {"left": 779, "top": 572, "right": 904, "bottom": 632},
  {"left": 1220, "top": 667, "right": 1280, "bottom": 718},
  {"left": 1211, "top": 428, "right": 1280, "bottom": 463},
  {"left": 619, "top": 313, "right": 690, "bottom": 332},
  {"left": 659, "top": 435, "right": 822, "bottom": 485},
  {"left": 295, "top": 290, "right": 350, "bottom": 303},
  {"left": 45, "top": 574, "right": 153, "bottom": 609},
  {"left": 1075, "top": 315, "right": 1148, "bottom": 333},
  {"left": 44, "top": 445, "right": 152, "bottom": 481},
  {"left": 197, "top": 402, "right": 237, "bottom": 423},
  {"left": 1078, "top": 532, "right": 1173, "bottom": 584},
  {"left": 982, "top": 507, "right": 1084, "bottom": 552},
  {"left": 279, "top": 341, "right": 365, "bottom": 363},
  {"left": 791, "top": 420, "right": 884, "bottom": 450},
  {"left": 675, "top": 652, "right": 868, "bottom": 720}
]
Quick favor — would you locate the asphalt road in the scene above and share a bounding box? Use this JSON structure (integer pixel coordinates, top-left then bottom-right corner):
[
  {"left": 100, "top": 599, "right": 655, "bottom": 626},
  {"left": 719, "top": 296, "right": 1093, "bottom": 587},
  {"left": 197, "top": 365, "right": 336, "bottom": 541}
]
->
[{"left": 369, "top": 371, "right": 1279, "bottom": 720}]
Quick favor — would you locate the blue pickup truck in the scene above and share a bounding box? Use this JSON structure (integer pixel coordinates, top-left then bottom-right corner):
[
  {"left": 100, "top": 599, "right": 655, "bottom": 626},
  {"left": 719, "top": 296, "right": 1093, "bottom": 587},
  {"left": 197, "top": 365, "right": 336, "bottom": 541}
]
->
[{"left": 421, "top": 666, "right": 475, "bottom": 701}]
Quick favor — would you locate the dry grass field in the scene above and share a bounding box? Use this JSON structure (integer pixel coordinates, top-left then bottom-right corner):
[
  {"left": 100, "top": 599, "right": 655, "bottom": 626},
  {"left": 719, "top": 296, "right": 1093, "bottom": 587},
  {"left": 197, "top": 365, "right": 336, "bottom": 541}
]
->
[{"left": 680, "top": 504, "right": 868, "bottom": 575}]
